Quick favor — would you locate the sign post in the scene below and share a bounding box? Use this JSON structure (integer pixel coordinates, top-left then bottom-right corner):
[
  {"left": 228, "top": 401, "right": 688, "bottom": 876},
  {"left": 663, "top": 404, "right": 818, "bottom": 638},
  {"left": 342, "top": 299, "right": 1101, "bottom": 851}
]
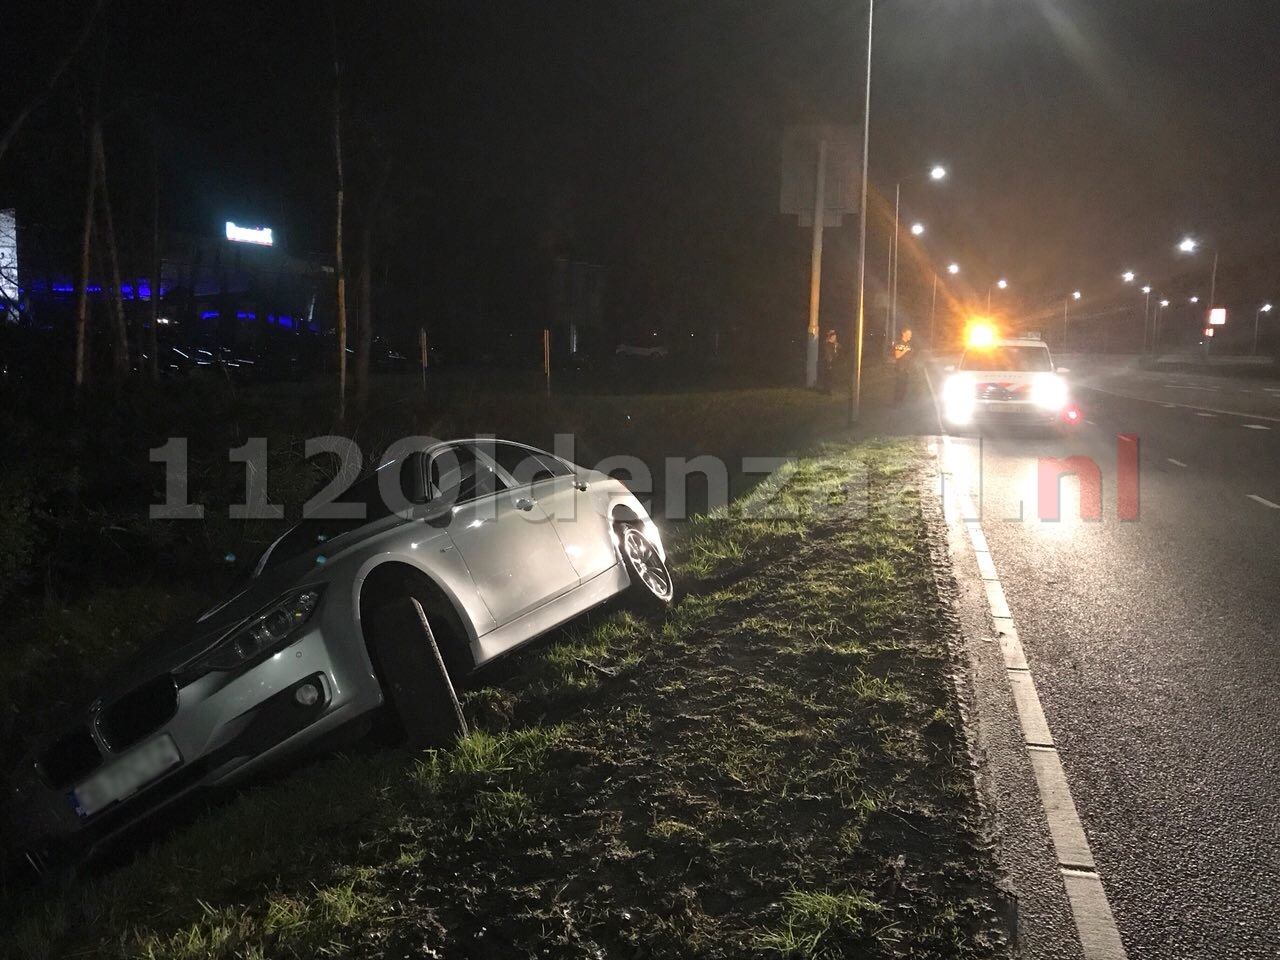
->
[
  {"left": 781, "top": 125, "right": 858, "bottom": 388},
  {"left": 543, "top": 328, "right": 551, "bottom": 397},
  {"left": 419, "top": 327, "right": 428, "bottom": 392}
]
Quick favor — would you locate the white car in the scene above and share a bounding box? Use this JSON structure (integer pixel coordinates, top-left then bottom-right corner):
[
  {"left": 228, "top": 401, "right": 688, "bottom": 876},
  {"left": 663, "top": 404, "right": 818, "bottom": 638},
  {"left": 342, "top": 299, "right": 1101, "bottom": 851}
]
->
[
  {"left": 10, "top": 439, "right": 672, "bottom": 867},
  {"left": 941, "top": 337, "right": 1076, "bottom": 429}
]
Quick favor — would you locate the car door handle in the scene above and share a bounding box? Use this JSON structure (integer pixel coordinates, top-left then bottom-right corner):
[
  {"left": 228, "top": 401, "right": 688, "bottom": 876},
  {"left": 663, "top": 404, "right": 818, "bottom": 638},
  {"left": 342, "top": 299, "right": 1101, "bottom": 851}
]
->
[
  {"left": 573, "top": 481, "right": 588, "bottom": 492},
  {"left": 515, "top": 497, "right": 536, "bottom": 511}
]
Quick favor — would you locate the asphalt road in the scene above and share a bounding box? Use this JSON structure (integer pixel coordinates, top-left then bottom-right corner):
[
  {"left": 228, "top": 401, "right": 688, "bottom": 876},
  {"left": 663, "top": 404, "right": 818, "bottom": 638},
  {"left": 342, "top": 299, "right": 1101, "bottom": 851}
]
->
[{"left": 931, "top": 363, "right": 1280, "bottom": 958}]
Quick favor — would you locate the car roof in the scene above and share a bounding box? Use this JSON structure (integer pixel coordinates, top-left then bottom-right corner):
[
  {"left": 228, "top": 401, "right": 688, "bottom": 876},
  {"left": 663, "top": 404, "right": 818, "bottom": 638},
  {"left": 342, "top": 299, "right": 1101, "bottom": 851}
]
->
[{"left": 989, "top": 338, "right": 1050, "bottom": 348}]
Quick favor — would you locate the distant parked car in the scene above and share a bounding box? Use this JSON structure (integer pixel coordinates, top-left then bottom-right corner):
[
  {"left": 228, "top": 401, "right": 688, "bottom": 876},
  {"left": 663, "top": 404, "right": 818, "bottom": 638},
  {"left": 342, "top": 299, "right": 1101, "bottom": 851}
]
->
[
  {"left": 615, "top": 343, "right": 669, "bottom": 359},
  {"left": 8, "top": 439, "right": 672, "bottom": 870}
]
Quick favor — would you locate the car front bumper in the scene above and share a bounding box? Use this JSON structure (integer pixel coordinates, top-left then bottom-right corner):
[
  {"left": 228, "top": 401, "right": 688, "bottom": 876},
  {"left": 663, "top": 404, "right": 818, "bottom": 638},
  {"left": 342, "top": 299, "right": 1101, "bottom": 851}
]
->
[
  {"left": 7, "top": 614, "right": 382, "bottom": 858},
  {"left": 946, "top": 399, "right": 1062, "bottom": 425}
]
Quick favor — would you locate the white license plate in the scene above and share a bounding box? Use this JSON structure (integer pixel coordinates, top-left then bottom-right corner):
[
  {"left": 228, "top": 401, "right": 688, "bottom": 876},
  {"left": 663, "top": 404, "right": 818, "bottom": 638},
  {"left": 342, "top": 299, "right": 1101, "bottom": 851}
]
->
[{"left": 72, "top": 734, "right": 182, "bottom": 818}]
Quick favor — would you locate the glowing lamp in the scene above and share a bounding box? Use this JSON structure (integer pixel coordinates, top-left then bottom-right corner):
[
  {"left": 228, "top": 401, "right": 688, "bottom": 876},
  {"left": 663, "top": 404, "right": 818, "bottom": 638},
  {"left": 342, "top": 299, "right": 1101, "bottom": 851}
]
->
[{"left": 966, "top": 322, "right": 997, "bottom": 348}]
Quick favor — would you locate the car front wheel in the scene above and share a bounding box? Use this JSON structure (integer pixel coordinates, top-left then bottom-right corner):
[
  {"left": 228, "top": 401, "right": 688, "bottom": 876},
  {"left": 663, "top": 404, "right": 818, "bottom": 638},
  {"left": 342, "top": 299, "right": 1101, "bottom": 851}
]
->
[{"left": 619, "top": 525, "right": 674, "bottom": 606}]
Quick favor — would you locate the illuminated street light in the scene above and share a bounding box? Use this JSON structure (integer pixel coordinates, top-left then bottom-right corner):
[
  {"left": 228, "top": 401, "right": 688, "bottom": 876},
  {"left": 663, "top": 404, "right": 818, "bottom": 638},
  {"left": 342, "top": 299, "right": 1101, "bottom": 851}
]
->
[
  {"left": 1063, "top": 290, "right": 1083, "bottom": 350},
  {"left": 1178, "top": 236, "right": 1220, "bottom": 311},
  {"left": 888, "top": 166, "right": 949, "bottom": 349},
  {"left": 997, "top": 279, "right": 1008, "bottom": 289},
  {"left": 1142, "top": 285, "right": 1152, "bottom": 294},
  {"left": 1255, "top": 303, "right": 1275, "bottom": 355},
  {"left": 948, "top": 263, "right": 960, "bottom": 275},
  {"left": 987, "top": 278, "right": 1009, "bottom": 310},
  {"left": 1122, "top": 271, "right": 1136, "bottom": 283},
  {"left": 1154, "top": 297, "right": 1170, "bottom": 350},
  {"left": 1190, "top": 296, "right": 1200, "bottom": 304}
]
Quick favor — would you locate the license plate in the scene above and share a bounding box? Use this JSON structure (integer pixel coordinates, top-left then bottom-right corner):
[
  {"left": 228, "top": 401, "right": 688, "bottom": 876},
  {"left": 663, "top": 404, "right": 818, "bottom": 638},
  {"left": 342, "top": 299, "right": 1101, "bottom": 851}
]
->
[{"left": 72, "top": 734, "right": 181, "bottom": 818}]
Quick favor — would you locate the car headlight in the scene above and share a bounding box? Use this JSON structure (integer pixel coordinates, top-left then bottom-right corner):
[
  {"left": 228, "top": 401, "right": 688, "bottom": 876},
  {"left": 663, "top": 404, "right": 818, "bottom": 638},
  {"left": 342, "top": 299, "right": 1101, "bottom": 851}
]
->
[
  {"left": 942, "top": 375, "right": 975, "bottom": 422},
  {"left": 1031, "top": 374, "right": 1068, "bottom": 411},
  {"left": 185, "top": 587, "right": 324, "bottom": 677}
]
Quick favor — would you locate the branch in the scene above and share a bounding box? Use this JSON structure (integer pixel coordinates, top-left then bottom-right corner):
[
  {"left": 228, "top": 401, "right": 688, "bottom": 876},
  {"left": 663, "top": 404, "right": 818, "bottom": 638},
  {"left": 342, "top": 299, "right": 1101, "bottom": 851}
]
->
[{"left": 0, "top": 0, "right": 109, "bottom": 164}]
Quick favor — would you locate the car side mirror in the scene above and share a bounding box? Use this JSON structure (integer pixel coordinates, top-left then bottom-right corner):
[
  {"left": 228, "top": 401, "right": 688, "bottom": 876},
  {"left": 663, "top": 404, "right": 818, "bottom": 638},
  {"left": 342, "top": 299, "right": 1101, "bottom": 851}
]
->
[{"left": 944, "top": 364, "right": 956, "bottom": 373}]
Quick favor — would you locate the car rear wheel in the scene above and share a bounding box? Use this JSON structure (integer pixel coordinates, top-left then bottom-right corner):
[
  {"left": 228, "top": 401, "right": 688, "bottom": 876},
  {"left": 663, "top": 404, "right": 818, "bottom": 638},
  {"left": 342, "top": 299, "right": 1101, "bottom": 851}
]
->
[{"left": 619, "top": 524, "right": 674, "bottom": 606}]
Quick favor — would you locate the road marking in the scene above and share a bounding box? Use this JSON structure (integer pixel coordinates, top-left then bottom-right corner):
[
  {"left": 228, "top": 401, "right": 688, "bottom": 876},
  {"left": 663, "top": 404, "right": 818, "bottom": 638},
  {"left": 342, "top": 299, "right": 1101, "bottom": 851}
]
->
[
  {"left": 1009, "top": 671, "right": 1055, "bottom": 747},
  {"left": 1167, "top": 458, "right": 1187, "bottom": 468},
  {"left": 1194, "top": 412, "right": 1216, "bottom": 418},
  {"left": 1247, "top": 494, "right": 1280, "bottom": 509},
  {"left": 1081, "top": 385, "right": 1280, "bottom": 423},
  {"left": 1061, "top": 870, "right": 1130, "bottom": 960},
  {"left": 1242, "top": 423, "right": 1270, "bottom": 430},
  {"left": 940, "top": 434, "right": 1128, "bottom": 959},
  {"left": 1084, "top": 419, "right": 1097, "bottom": 425}
]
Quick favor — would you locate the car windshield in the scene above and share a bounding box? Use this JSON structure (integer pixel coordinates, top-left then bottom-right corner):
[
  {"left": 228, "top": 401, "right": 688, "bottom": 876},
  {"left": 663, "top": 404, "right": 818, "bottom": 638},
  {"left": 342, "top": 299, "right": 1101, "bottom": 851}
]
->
[
  {"left": 960, "top": 347, "right": 1052, "bottom": 372},
  {"left": 259, "top": 465, "right": 413, "bottom": 572}
]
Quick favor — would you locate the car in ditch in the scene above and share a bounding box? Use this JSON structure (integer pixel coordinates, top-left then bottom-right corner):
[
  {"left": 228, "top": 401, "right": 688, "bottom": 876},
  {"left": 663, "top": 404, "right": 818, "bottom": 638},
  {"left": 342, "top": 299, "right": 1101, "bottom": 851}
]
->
[{"left": 6, "top": 439, "right": 672, "bottom": 871}]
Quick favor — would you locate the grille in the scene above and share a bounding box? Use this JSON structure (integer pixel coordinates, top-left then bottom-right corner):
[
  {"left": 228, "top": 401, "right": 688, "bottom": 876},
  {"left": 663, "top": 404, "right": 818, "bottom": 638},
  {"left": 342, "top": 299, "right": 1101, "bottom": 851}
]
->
[
  {"left": 38, "top": 727, "right": 102, "bottom": 788},
  {"left": 97, "top": 676, "right": 179, "bottom": 752}
]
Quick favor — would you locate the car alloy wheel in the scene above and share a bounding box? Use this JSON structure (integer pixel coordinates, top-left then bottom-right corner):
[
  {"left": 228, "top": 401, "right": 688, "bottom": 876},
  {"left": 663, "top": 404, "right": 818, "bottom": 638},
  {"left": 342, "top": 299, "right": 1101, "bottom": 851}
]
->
[{"left": 622, "top": 526, "right": 673, "bottom": 603}]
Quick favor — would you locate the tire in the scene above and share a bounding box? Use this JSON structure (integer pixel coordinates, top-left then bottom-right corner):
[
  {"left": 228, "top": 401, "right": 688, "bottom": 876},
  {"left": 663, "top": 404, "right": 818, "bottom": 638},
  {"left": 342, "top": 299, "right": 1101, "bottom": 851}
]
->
[
  {"left": 618, "top": 524, "right": 675, "bottom": 606},
  {"left": 362, "top": 597, "right": 468, "bottom": 749}
]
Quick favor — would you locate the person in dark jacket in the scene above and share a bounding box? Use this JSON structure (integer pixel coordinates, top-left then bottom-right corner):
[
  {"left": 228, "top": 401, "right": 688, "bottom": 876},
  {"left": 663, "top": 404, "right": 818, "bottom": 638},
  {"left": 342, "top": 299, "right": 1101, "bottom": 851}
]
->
[
  {"left": 819, "top": 328, "right": 839, "bottom": 393},
  {"left": 892, "top": 328, "right": 916, "bottom": 403}
]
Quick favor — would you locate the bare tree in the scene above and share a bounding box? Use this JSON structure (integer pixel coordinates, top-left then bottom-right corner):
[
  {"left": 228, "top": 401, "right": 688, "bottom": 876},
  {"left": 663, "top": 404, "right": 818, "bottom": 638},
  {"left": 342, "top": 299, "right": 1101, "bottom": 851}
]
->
[
  {"left": 92, "top": 120, "right": 131, "bottom": 381},
  {"left": 73, "top": 124, "right": 98, "bottom": 392},
  {"left": 329, "top": 2, "right": 348, "bottom": 420},
  {"left": 354, "top": 159, "right": 392, "bottom": 415},
  {"left": 0, "top": 0, "right": 107, "bottom": 165},
  {"left": 148, "top": 112, "right": 161, "bottom": 379}
]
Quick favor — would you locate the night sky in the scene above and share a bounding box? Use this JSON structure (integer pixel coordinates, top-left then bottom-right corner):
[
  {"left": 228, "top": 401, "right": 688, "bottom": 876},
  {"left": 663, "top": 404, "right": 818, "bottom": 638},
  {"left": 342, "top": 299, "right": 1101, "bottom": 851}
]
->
[{"left": 5, "top": 0, "right": 1279, "bottom": 352}]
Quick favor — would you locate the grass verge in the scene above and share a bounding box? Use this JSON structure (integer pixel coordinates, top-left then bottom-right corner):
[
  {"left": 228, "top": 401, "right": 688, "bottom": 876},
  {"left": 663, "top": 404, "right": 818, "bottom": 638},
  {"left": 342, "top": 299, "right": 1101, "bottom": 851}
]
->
[{"left": 3, "top": 437, "right": 1010, "bottom": 960}]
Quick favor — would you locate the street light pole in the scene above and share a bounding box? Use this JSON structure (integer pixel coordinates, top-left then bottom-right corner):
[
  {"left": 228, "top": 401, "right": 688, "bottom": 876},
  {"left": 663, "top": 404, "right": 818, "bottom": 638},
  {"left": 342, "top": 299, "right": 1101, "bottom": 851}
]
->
[
  {"left": 1209, "top": 250, "right": 1219, "bottom": 309},
  {"left": 849, "top": 0, "right": 873, "bottom": 425},
  {"left": 885, "top": 181, "right": 899, "bottom": 354},
  {"left": 1142, "top": 286, "right": 1151, "bottom": 353},
  {"left": 930, "top": 271, "right": 938, "bottom": 347},
  {"left": 1255, "top": 303, "right": 1273, "bottom": 356}
]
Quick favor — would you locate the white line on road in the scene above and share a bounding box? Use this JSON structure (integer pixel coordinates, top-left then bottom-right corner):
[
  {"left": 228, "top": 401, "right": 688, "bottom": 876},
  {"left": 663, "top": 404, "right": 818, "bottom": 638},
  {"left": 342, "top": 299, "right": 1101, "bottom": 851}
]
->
[
  {"left": 1167, "top": 458, "right": 1188, "bottom": 467},
  {"left": 1195, "top": 412, "right": 1216, "bottom": 418},
  {"left": 940, "top": 436, "right": 1128, "bottom": 959},
  {"left": 1242, "top": 423, "right": 1271, "bottom": 430},
  {"left": 1247, "top": 494, "right": 1280, "bottom": 509},
  {"left": 1082, "top": 385, "right": 1280, "bottom": 423}
]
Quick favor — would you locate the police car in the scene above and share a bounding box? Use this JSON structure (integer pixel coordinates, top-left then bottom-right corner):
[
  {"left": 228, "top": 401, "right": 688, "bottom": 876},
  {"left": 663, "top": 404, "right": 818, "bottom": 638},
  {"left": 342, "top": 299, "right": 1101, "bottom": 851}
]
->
[{"left": 940, "top": 327, "right": 1079, "bottom": 430}]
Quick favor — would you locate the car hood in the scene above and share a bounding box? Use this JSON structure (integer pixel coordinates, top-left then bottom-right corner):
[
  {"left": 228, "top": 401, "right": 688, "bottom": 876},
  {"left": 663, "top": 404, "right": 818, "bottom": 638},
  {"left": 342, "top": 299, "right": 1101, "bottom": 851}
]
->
[{"left": 94, "top": 554, "right": 327, "bottom": 708}]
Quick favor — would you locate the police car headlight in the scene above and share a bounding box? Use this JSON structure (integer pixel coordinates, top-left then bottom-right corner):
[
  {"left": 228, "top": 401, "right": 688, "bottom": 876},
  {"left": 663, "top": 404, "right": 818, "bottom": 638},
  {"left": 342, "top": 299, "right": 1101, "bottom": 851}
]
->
[
  {"left": 943, "top": 375, "right": 975, "bottom": 422},
  {"left": 1031, "top": 374, "right": 1068, "bottom": 411}
]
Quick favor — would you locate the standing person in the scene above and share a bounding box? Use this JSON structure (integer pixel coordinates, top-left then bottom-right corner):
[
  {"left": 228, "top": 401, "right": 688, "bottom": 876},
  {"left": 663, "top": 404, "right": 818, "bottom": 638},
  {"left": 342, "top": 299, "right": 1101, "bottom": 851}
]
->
[
  {"left": 892, "top": 327, "right": 915, "bottom": 403},
  {"left": 819, "top": 328, "right": 839, "bottom": 393}
]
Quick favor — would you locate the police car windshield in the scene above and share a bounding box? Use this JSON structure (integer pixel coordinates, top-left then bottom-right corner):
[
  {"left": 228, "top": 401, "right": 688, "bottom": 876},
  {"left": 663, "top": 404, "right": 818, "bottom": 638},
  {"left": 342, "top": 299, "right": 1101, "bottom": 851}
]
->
[{"left": 960, "top": 346, "right": 1053, "bottom": 372}]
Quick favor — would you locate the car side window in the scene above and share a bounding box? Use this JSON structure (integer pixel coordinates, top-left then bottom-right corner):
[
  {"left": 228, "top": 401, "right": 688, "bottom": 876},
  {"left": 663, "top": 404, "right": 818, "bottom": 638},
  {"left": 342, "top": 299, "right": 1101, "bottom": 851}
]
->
[
  {"left": 487, "top": 442, "right": 572, "bottom": 485},
  {"left": 428, "top": 444, "right": 507, "bottom": 505}
]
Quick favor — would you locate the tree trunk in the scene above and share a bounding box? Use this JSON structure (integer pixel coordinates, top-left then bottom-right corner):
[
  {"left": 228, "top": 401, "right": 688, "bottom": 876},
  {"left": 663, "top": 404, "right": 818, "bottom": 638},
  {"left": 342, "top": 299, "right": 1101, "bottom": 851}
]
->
[
  {"left": 73, "top": 134, "right": 97, "bottom": 393},
  {"left": 148, "top": 116, "right": 161, "bottom": 379},
  {"left": 92, "top": 121, "right": 130, "bottom": 381},
  {"left": 330, "top": 7, "right": 348, "bottom": 421},
  {"left": 355, "top": 221, "right": 373, "bottom": 414}
]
